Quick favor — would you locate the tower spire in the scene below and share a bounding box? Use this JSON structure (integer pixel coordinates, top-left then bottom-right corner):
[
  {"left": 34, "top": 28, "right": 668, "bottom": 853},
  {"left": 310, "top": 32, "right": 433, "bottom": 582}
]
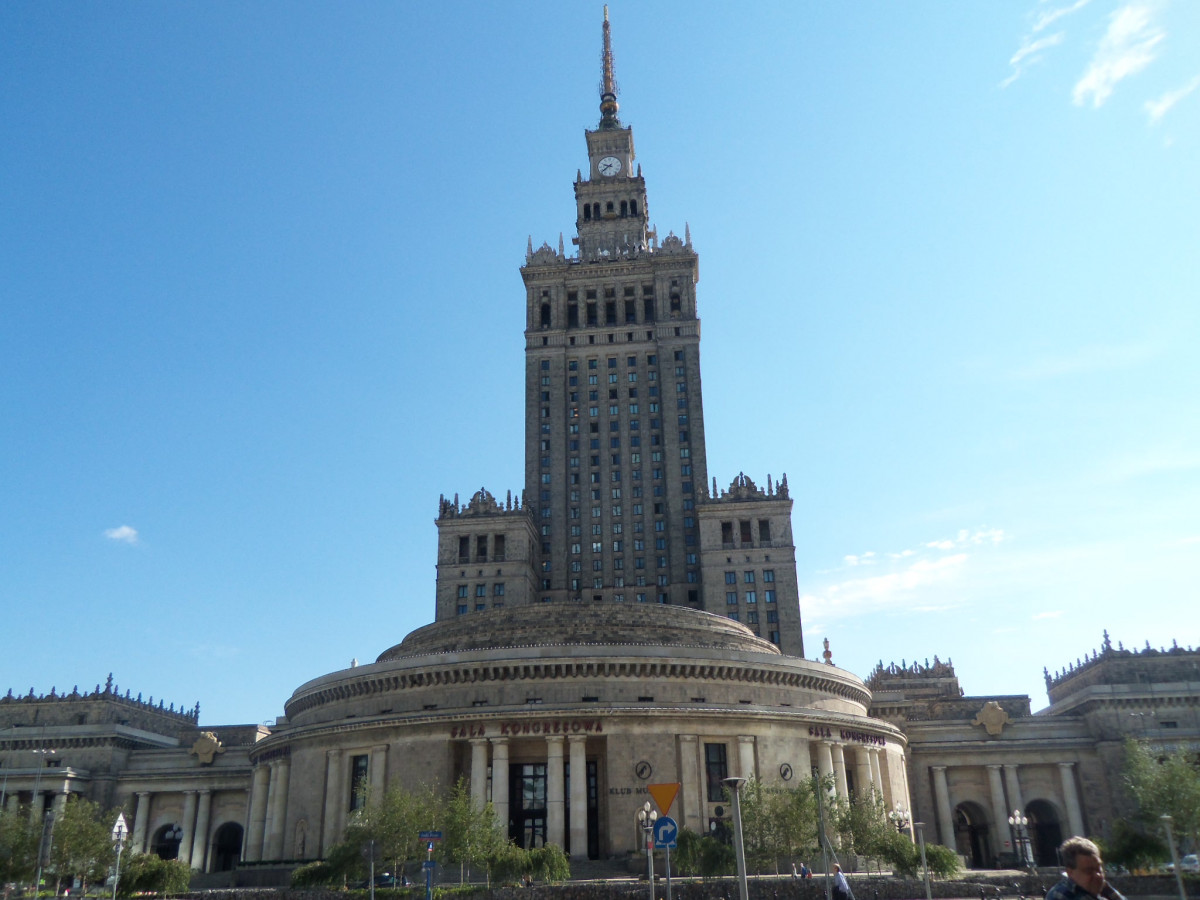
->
[{"left": 599, "top": 6, "right": 620, "bottom": 128}]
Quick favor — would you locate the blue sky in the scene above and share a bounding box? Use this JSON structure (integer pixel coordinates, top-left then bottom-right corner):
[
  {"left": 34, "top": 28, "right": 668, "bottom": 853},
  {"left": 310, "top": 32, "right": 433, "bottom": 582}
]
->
[{"left": 2, "top": 2, "right": 1197, "bottom": 726}]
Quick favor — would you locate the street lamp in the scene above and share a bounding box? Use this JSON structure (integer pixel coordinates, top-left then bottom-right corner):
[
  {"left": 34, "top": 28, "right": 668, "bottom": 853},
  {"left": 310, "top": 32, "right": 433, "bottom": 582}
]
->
[
  {"left": 163, "top": 824, "right": 184, "bottom": 859},
  {"left": 1008, "top": 810, "right": 1032, "bottom": 872},
  {"left": 889, "top": 804, "right": 911, "bottom": 835},
  {"left": 914, "top": 823, "right": 932, "bottom": 900},
  {"left": 111, "top": 813, "right": 128, "bottom": 900},
  {"left": 1161, "top": 815, "right": 1186, "bottom": 900},
  {"left": 723, "top": 777, "right": 749, "bottom": 900},
  {"left": 31, "top": 745, "right": 58, "bottom": 896},
  {"left": 636, "top": 801, "right": 658, "bottom": 900}
]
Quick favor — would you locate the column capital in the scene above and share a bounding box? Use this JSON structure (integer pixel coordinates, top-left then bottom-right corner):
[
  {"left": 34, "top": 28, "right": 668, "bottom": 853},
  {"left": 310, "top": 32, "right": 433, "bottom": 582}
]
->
[
  {"left": 545, "top": 734, "right": 565, "bottom": 749},
  {"left": 737, "top": 735, "right": 755, "bottom": 745},
  {"left": 986, "top": 764, "right": 1003, "bottom": 771},
  {"left": 468, "top": 737, "right": 488, "bottom": 745},
  {"left": 679, "top": 734, "right": 698, "bottom": 744},
  {"left": 1057, "top": 761, "right": 1075, "bottom": 770},
  {"left": 490, "top": 736, "right": 509, "bottom": 747},
  {"left": 136, "top": 790, "right": 152, "bottom": 798},
  {"left": 567, "top": 733, "right": 587, "bottom": 745},
  {"left": 931, "top": 765, "right": 948, "bottom": 773},
  {"left": 1004, "top": 763, "right": 1019, "bottom": 771},
  {"left": 182, "top": 789, "right": 198, "bottom": 796}
]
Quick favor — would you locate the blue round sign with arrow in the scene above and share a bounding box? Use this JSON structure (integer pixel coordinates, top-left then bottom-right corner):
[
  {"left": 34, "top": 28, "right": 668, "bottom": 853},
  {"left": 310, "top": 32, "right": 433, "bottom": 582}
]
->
[{"left": 653, "top": 815, "right": 678, "bottom": 849}]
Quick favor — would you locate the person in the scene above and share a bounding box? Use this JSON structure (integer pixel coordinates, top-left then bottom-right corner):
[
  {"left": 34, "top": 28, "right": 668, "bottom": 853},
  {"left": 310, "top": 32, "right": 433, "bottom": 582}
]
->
[
  {"left": 1045, "top": 837, "right": 1126, "bottom": 900},
  {"left": 802, "top": 862, "right": 812, "bottom": 879},
  {"left": 792, "top": 862, "right": 799, "bottom": 881},
  {"left": 832, "top": 863, "right": 855, "bottom": 900}
]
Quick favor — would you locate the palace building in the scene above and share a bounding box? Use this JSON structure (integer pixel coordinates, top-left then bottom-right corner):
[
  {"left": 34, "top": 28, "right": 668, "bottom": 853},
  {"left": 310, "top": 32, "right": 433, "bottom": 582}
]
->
[{"left": 1, "top": 11, "right": 1196, "bottom": 884}]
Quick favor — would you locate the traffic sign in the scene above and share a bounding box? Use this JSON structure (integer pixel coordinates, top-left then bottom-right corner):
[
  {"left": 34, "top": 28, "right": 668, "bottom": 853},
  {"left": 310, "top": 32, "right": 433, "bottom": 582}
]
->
[
  {"left": 647, "top": 782, "right": 680, "bottom": 816},
  {"left": 418, "top": 831, "right": 443, "bottom": 841},
  {"left": 653, "top": 815, "right": 678, "bottom": 849}
]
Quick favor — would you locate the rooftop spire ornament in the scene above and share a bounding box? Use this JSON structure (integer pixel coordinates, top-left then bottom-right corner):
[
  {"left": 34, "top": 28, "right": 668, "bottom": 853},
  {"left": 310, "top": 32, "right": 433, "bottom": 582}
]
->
[{"left": 599, "top": 6, "right": 620, "bottom": 128}]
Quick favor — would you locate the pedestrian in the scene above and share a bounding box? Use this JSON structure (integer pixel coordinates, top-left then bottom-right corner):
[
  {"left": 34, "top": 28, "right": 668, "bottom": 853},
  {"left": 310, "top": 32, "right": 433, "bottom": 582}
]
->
[
  {"left": 792, "top": 863, "right": 799, "bottom": 881},
  {"left": 801, "top": 862, "right": 812, "bottom": 879},
  {"left": 832, "top": 864, "right": 855, "bottom": 900},
  {"left": 1045, "top": 837, "right": 1126, "bottom": 900}
]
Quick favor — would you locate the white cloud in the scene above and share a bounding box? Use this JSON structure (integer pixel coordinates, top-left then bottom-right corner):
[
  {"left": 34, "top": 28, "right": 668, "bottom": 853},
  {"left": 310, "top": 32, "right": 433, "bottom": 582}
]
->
[
  {"left": 1010, "top": 341, "right": 1157, "bottom": 380},
  {"left": 103, "top": 525, "right": 139, "bottom": 545},
  {"left": 1033, "top": 0, "right": 1094, "bottom": 33},
  {"left": 801, "top": 553, "right": 970, "bottom": 621},
  {"left": 1145, "top": 74, "right": 1200, "bottom": 123},
  {"left": 1073, "top": 3, "right": 1165, "bottom": 108},
  {"left": 1002, "top": 32, "right": 1066, "bottom": 88}
]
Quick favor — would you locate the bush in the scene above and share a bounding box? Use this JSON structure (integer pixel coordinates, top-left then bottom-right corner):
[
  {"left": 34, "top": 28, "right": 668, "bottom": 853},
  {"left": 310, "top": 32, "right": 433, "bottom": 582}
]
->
[
  {"left": 697, "top": 836, "right": 736, "bottom": 879},
  {"left": 291, "top": 860, "right": 337, "bottom": 887},
  {"left": 527, "top": 844, "right": 570, "bottom": 883},
  {"left": 881, "top": 835, "right": 960, "bottom": 879},
  {"left": 486, "top": 842, "right": 527, "bottom": 885},
  {"left": 116, "top": 854, "right": 191, "bottom": 897}
]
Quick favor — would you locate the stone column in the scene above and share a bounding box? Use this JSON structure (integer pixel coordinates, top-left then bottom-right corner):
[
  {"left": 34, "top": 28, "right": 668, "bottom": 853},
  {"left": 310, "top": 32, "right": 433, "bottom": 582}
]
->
[
  {"left": 6, "top": 793, "right": 20, "bottom": 815},
  {"left": 1003, "top": 764, "right": 1024, "bottom": 817},
  {"left": 901, "top": 754, "right": 915, "bottom": 836},
  {"left": 855, "top": 749, "right": 874, "bottom": 799},
  {"left": 178, "top": 791, "right": 198, "bottom": 866},
  {"left": 131, "top": 792, "right": 151, "bottom": 855},
  {"left": 1058, "top": 763, "right": 1085, "bottom": 837},
  {"left": 568, "top": 735, "right": 588, "bottom": 860},
  {"left": 931, "top": 766, "right": 954, "bottom": 848},
  {"left": 869, "top": 749, "right": 885, "bottom": 800},
  {"left": 266, "top": 758, "right": 291, "bottom": 860},
  {"left": 30, "top": 790, "right": 44, "bottom": 822},
  {"left": 245, "top": 764, "right": 271, "bottom": 861},
  {"left": 816, "top": 741, "right": 836, "bottom": 798},
  {"left": 190, "top": 790, "right": 212, "bottom": 871},
  {"left": 320, "top": 749, "right": 344, "bottom": 856},
  {"left": 832, "top": 744, "right": 849, "bottom": 799},
  {"left": 369, "top": 745, "right": 388, "bottom": 808},
  {"left": 679, "top": 735, "right": 700, "bottom": 830},
  {"left": 470, "top": 740, "right": 489, "bottom": 810},
  {"left": 986, "top": 766, "right": 1008, "bottom": 844},
  {"left": 737, "top": 735, "right": 756, "bottom": 780},
  {"left": 546, "top": 736, "right": 565, "bottom": 849},
  {"left": 491, "top": 739, "right": 510, "bottom": 837}
]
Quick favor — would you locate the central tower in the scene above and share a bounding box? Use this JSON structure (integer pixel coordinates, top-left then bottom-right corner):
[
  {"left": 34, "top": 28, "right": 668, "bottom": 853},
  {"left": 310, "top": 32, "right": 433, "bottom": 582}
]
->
[{"left": 521, "top": 9, "right": 706, "bottom": 609}]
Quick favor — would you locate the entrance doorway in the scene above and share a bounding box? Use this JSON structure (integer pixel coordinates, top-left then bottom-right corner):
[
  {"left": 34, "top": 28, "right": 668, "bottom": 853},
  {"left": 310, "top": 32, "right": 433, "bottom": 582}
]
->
[
  {"left": 953, "top": 802, "right": 992, "bottom": 868},
  {"left": 210, "top": 822, "right": 243, "bottom": 872},
  {"left": 510, "top": 763, "right": 546, "bottom": 849},
  {"left": 1027, "top": 800, "right": 1063, "bottom": 866}
]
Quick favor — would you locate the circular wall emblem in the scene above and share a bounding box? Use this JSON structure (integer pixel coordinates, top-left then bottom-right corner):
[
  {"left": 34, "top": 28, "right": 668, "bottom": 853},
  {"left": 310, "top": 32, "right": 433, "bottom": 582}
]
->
[
  {"left": 779, "top": 763, "right": 794, "bottom": 782},
  {"left": 634, "top": 760, "right": 653, "bottom": 780}
]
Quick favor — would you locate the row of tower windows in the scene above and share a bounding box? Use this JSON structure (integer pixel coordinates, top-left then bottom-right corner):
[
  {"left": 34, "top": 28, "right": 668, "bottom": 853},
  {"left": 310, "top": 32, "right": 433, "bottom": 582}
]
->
[
  {"left": 581, "top": 199, "right": 640, "bottom": 220},
  {"left": 536, "top": 282, "right": 684, "bottom": 329},
  {"left": 720, "top": 519, "right": 774, "bottom": 547},
  {"left": 456, "top": 534, "right": 506, "bottom": 562}
]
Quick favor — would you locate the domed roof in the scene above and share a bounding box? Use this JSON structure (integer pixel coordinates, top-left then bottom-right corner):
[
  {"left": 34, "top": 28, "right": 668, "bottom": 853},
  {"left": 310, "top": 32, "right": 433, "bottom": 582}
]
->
[{"left": 377, "top": 601, "right": 782, "bottom": 662}]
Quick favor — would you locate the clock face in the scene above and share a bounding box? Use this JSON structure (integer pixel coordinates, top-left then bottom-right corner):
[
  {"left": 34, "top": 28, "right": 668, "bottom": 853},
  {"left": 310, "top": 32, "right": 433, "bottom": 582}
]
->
[{"left": 598, "top": 156, "right": 622, "bottom": 177}]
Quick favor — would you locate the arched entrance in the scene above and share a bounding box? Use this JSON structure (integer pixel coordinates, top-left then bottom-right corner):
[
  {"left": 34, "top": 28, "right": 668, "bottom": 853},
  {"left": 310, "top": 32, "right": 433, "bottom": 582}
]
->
[
  {"left": 210, "top": 822, "right": 243, "bottom": 872},
  {"left": 1027, "top": 800, "right": 1063, "bottom": 866},
  {"left": 953, "top": 801, "right": 993, "bottom": 869},
  {"left": 151, "top": 823, "right": 184, "bottom": 860}
]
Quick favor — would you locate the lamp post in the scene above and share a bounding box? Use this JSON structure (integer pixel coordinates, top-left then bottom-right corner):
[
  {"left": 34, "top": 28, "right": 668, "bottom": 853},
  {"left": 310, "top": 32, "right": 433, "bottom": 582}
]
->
[
  {"left": 1008, "top": 810, "right": 1032, "bottom": 872},
  {"left": 31, "top": 744, "right": 57, "bottom": 896},
  {"left": 1161, "top": 815, "right": 1186, "bottom": 900},
  {"left": 889, "top": 805, "right": 911, "bottom": 836},
  {"left": 636, "top": 801, "right": 658, "bottom": 900},
  {"left": 723, "top": 777, "right": 749, "bottom": 900},
  {"left": 111, "top": 813, "right": 128, "bottom": 900},
  {"left": 914, "top": 822, "right": 932, "bottom": 900}
]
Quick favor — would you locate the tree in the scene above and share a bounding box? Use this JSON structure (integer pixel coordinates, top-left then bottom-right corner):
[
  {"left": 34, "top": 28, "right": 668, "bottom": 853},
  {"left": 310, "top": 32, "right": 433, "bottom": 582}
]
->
[
  {"left": 441, "top": 778, "right": 506, "bottom": 883},
  {"left": 1124, "top": 739, "right": 1200, "bottom": 851},
  {"left": 1099, "top": 820, "right": 1167, "bottom": 872},
  {"left": 0, "top": 808, "right": 39, "bottom": 885},
  {"left": 831, "top": 787, "right": 893, "bottom": 867},
  {"left": 46, "top": 798, "right": 115, "bottom": 893}
]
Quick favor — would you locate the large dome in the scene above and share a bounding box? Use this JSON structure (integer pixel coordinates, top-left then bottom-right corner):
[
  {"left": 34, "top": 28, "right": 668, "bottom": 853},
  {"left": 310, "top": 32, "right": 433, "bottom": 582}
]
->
[{"left": 376, "top": 601, "right": 783, "bottom": 662}]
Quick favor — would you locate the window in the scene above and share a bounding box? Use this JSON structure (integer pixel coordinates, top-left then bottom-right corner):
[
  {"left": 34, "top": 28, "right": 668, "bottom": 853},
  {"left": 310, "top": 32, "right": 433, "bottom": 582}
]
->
[
  {"left": 705, "top": 744, "right": 729, "bottom": 802},
  {"left": 744, "top": 571, "right": 755, "bottom": 584},
  {"left": 457, "top": 585, "right": 468, "bottom": 599},
  {"left": 726, "top": 592, "right": 738, "bottom": 605},
  {"left": 475, "top": 584, "right": 486, "bottom": 598},
  {"left": 763, "top": 570, "right": 775, "bottom": 583},
  {"left": 765, "top": 589, "right": 776, "bottom": 604},
  {"left": 759, "top": 519, "right": 772, "bottom": 542},
  {"left": 721, "top": 522, "right": 733, "bottom": 544},
  {"left": 724, "top": 571, "right": 736, "bottom": 584},
  {"left": 745, "top": 591, "right": 757, "bottom": 604},
  {"left": 456, "top": 604, "right": 467, "bottom": 615},
  {"left": 349, "top": 754, "right": 369, "bottom": 810},
  {"left": 740, "top": 520, "right": 753, "bottom": 543},
  {"left": 747, "top": 611, "right": 758, "bottom": 624},
  {"left": 767, "top": 610, "right": 778, "bottom": 623},
  {"left": 494, "top": 583, "right": 505, "bottom": 596}
]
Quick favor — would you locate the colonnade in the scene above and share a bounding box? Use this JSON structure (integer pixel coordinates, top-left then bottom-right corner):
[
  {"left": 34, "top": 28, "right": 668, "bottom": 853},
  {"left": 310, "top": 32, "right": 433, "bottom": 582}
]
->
[
  {"left": 468, "top": 735, "right": 591, "bottom": 860},
  {"left": 929, "top": 761, "right": 1085, "bottom": 848},
  {"left": 244, "top": 755, "right": 295, "bottom": 862}
]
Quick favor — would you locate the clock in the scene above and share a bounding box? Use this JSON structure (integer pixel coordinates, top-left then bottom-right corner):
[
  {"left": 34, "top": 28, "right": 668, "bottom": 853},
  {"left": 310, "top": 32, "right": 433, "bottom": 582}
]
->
[{"left": 598, "top": 156, "right": 622, "bottom": 177}]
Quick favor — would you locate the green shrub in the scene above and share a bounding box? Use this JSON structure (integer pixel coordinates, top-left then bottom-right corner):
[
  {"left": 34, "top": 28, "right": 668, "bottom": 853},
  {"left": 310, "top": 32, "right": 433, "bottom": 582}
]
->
[
  {"left": 116, "top": 854, "right": 191, "bottom": 897},
  {"left": 291, "top": 860, "right": 337, "bottom": 887},
  {"left": 527, "top": 845, "right": 570, "bottom": 883}
]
